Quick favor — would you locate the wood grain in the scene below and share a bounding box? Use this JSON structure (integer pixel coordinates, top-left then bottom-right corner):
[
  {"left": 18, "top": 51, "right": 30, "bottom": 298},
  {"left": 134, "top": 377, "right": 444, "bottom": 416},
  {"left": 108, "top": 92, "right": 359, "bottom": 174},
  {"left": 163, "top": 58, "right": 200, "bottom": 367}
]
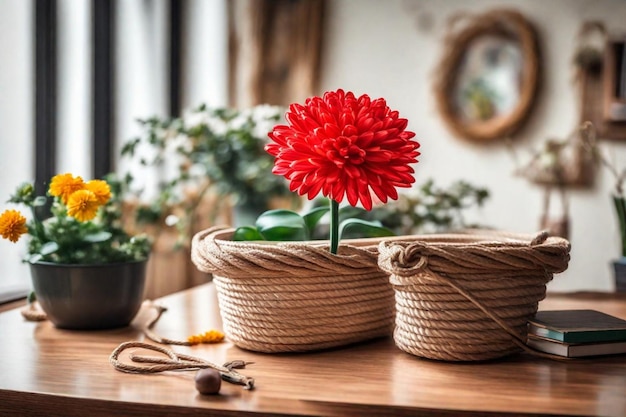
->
[
  {"left": 0, "top": 298, "right": 25, "bottom": 314},
  {"left": 1, "top": 285, "right": 626, "bottom": 416}
]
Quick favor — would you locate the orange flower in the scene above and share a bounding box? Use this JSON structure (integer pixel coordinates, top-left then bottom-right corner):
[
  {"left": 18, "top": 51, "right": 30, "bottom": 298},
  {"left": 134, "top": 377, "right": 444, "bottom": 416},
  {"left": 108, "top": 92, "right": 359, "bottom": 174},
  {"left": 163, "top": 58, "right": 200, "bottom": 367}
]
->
[
  {"left": 66, "top": 190, "right": 100, "bottom": 222},
  {"left": 187, "top": 329, "right": 225, "bottom": 345},
  {"left": 0, "top": 209, "right": 28, "bottom": 243},
  {"left": 85, "top": 179, "right": 112, "bottom": 206},
  {"left": 49, "top": 173, "right": 85, "bottom": 204},
  {"left": 266, "top": 89, "right": 420, "bottom": 210}
]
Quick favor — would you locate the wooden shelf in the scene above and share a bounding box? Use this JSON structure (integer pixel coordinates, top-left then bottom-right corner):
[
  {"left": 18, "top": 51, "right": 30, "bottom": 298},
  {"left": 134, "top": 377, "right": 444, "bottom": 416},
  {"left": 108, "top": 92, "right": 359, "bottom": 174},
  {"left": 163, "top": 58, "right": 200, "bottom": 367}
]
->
[{"left": 581, "top": 37, "right": 626, "bottom": 140}]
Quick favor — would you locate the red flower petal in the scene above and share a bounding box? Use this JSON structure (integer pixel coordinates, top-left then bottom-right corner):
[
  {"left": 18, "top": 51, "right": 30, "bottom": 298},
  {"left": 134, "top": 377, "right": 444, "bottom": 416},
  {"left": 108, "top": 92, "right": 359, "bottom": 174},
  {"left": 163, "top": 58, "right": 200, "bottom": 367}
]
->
[{"left": 266, "top": 89, "right": 420, "bottom": 209}]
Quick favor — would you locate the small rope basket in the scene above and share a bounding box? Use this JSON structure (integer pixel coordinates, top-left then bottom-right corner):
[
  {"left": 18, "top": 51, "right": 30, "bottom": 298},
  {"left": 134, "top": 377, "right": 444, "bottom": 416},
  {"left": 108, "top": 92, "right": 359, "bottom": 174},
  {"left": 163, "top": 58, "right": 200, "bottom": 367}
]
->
[
  {"left": 378, "top": 231, "right": 571, "bottom": 361},
  {"left": 191, "top": 226, "right": 396, "bottom": 353}
]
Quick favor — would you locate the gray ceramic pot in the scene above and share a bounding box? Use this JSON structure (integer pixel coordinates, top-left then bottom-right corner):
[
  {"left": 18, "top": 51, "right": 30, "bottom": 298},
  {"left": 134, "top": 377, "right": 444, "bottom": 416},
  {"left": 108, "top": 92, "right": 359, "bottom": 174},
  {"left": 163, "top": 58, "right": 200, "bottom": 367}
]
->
[{"left": 29, "top": 259, "right": 148, "bottom": 330}]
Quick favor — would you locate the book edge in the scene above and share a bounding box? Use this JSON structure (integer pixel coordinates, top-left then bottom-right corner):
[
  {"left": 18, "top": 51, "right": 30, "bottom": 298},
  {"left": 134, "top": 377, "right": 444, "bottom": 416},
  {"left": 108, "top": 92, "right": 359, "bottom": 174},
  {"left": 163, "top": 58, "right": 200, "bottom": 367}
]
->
[{"left": 527, "top": 335, "right": 626, "bottom": 358}]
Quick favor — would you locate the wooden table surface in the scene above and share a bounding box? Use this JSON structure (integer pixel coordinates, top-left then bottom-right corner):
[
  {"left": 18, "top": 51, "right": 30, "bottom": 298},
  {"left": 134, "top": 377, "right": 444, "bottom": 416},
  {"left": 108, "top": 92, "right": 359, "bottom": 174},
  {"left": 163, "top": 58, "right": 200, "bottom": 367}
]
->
[{"left": 1, "top": 284, "right": 626, "bottom": 417}]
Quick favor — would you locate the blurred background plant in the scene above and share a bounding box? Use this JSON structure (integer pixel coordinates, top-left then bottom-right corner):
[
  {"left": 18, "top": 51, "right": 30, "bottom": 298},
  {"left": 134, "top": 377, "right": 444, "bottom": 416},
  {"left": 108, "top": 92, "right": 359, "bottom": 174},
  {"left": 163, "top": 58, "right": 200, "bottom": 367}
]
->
[
  {"left": 580, "top": 122, "right": 626, "bottom": 257},
  {"left": 309, "top": 179, "right": 491, "bottom": 239},
  {"left": 373, "top": 179, "right": 491, "bottom": 234},
  {"left": 119, "top": 103, "right": 297, "bottom": 247}
]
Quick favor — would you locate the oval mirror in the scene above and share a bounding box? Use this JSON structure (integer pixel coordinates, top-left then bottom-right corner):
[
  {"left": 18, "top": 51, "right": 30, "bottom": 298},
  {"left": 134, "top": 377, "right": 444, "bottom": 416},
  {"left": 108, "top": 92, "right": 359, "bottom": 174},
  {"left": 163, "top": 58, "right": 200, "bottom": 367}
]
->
[{"left": 434, "top": 9, "right": 540, "bottom": 142}]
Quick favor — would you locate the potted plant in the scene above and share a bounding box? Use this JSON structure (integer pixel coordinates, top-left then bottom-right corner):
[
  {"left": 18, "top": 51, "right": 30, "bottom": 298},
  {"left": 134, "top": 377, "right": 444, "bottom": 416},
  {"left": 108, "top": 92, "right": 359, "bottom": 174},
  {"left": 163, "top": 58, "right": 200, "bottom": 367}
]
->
[
  {"left": 0, "top": 173, "right": 151, "bottom": 329},
  {"left": 580, "top": 122, "right": 626, "bottom": 291},
  {"left": 191, "top": 89, "right": 422, "bottom": 353}
]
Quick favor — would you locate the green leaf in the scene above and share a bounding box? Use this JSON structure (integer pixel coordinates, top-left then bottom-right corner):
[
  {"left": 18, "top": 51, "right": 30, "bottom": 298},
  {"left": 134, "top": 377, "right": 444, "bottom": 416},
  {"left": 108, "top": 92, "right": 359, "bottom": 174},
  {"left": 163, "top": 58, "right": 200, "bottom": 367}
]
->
[
  {"left": 339, "top": 219, "right": 395, "bottom": 240},
  {"left": 255, "top": 209, "right": 309, "bottom": 241},
  {"left": 27, "top": 254, "right": 43, "bottom": 264},
  {"left": 338, "top": 206, "right": 368, "bottom": 223},
  {"left": 33, "top": 196, "right": 47, "bottom": 207},
  {"left": 233, "top": 226, "right": 265, "bottom": 241},
  {"left": 39, "top": 241, "right": 59, "bottom": 256},
  {"left": 83, "top": 231, "right": 112, "bottom": 243},
  {"left": 303, "top": 206, "right": 329, "bottom": 234}
]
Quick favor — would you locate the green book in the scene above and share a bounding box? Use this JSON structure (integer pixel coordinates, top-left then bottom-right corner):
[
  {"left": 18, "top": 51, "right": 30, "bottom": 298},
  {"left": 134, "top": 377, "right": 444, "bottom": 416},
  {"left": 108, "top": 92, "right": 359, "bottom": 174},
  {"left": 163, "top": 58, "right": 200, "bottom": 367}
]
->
[
  {"left": 528, "top": 310, "right": 626, "bottom": 344},
  {"left": 527, "top": 335, "right": 626, "bottom": 358}
]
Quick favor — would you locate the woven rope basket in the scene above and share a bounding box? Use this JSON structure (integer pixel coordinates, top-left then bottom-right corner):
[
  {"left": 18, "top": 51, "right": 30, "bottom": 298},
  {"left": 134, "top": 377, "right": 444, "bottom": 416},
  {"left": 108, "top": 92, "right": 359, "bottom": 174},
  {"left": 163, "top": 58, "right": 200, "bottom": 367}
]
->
[
  {"left": 377, "top": 231, "right": 571, "bottom": 361},
  {"left": 191, "top": 226, "right": 396, "bottom": 353}
]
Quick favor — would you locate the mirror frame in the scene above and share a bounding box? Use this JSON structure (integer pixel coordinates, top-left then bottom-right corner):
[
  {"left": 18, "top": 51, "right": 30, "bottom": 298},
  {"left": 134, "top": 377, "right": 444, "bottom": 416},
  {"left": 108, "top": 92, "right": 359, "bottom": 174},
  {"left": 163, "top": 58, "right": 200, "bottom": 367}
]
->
[{"left": 434, "top": 9, "right": 540, "bottom": 142}]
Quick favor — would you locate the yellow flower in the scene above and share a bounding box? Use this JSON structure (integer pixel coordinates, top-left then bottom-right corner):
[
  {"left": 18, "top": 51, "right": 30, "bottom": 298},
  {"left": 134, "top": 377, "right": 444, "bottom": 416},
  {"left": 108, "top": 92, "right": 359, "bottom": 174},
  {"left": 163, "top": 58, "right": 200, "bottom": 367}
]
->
[
  {"left": 85, "top": 179, "right": 111, "bottom": 206},
  {"left": 66, "top": 190, "right": 100, "bottom": 222},
  {"left": 49, "top": 173, "right": 85, "bottom": 204},
  {"left": 0, "top": 209, "right": 28, "bottom": 243},
  {"left": 187, "top": 329, "right": 225, "bottom": 345}
]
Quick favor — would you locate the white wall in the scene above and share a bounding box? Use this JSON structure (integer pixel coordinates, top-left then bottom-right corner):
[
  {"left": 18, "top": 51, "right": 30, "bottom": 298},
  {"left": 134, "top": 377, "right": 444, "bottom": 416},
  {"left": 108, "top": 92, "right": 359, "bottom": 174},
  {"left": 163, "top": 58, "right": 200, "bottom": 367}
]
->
[
  {"left": 0, "top": 0, "right": 33, "bottom": 291},
  {"left": 321, "top": 0, "right": 626, "bottom": 291}
]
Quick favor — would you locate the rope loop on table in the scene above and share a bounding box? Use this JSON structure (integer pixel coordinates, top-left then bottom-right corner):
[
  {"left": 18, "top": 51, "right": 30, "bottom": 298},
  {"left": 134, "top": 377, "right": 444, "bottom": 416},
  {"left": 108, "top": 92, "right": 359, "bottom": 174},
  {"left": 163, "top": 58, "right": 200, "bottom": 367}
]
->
[
  {"left": 109, "top": 341, "right": 255, "bottom": 389},
  {"left": 20, "top": 302, "right": 47, "bottom": 322}
]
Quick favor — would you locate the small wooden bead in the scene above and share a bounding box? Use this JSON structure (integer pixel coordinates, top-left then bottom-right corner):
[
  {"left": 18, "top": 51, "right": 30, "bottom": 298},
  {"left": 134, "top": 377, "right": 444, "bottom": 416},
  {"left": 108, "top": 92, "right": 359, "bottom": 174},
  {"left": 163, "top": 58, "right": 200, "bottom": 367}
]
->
[{"left": 195, "top": 368, "right": 222, "bottom": 395}]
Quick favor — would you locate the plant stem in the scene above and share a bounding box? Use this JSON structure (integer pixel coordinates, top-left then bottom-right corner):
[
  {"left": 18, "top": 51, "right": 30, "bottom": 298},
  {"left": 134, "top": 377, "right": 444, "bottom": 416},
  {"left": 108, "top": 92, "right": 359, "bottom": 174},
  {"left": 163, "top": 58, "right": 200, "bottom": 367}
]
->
[
  {"left": 29, "top": 206, "right": 46, "bottom": 242},
  {"left": 613, "top": 196, "right": 626, "bottom": 257},
  {"left": 330, "top": 199, "right": 339, "bottom": 254}
]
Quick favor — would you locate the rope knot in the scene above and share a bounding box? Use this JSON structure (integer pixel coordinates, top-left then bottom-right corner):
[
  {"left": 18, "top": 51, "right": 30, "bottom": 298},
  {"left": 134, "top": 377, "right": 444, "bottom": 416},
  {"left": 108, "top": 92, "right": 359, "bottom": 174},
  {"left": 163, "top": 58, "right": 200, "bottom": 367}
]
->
[
  {"left": 530, "top": 231, "right": 549, "bottom": 246},
  {"left": 378, "top": 241, "right": 430, "bottom": 278}
]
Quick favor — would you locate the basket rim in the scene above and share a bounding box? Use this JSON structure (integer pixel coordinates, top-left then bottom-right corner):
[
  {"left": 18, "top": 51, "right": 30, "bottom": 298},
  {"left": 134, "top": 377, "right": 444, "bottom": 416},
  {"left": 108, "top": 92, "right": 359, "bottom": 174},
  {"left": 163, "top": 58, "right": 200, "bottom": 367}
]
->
[
  {"left": 206, "top": 227, "right": 388, "bottom": 249},
  {"left": 202, "top": 227, "right": 568, "bottom": 250}
]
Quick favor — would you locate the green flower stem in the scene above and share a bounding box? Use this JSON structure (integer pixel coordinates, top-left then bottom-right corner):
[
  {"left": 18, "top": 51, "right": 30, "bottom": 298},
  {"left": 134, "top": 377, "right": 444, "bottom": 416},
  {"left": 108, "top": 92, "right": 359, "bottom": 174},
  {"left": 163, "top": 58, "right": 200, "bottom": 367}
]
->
[
  {"left": 330, "top": 199, "right": 339, "bottom": 254},
  {"left": 29, "top": 206, "right": 46, "bottom": 241},
  {"left": 613, "top": 195, "right": 626, "bottom": 256}
]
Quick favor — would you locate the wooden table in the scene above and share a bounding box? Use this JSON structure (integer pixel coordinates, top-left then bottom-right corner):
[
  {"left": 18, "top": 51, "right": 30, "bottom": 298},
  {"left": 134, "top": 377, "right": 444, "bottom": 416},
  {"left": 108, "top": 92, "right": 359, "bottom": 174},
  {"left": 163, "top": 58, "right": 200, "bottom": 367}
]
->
[{"left": 1, "top": 284, "right": 626, "bottom": 417}]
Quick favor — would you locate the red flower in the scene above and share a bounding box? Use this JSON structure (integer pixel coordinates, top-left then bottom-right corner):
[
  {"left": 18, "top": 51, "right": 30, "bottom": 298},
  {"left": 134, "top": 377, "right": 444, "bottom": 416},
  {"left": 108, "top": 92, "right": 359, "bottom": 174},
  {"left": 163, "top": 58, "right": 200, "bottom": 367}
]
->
[{"left": 266, "top": 89, "right": 420, "bottom": 210}]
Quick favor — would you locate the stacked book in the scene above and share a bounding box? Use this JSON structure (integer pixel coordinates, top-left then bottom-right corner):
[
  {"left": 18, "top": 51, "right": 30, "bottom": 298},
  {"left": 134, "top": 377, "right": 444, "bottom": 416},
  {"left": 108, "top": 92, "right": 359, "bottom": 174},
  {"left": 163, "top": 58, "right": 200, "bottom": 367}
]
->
[{"left": 526, "top": 309, "right": 626, "bottom": 358}]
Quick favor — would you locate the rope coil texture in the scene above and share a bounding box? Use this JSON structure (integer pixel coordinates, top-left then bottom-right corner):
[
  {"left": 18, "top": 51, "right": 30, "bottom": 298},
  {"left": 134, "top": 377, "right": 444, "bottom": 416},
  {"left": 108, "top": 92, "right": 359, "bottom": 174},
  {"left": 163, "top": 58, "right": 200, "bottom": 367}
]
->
[
  {"left": 191, "top": 226, "right": 395, "bottom": 353},
  {"left": 378, "top": 231, "right": 571, "bottom": 361}
]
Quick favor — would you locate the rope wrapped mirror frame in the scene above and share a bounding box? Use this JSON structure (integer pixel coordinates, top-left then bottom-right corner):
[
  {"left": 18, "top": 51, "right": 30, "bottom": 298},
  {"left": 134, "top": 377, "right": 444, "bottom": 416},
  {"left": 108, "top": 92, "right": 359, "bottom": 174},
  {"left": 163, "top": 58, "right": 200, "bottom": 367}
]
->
[{"left": 434, "top": 8, "right": 541, "bottom": 143}]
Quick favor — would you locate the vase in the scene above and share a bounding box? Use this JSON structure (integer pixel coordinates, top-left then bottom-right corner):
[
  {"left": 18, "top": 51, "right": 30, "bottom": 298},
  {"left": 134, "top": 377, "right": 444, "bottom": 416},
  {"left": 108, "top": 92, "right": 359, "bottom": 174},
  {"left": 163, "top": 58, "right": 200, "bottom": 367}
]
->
[
  {"left": 191, "top": 226, "right": 396, "bottom": 353},
  {"left": 613, "top": 257, "right": 626, "bottom": 292},
  {"left": 29, "top": 259, "right": 148, "bottom": 330}
]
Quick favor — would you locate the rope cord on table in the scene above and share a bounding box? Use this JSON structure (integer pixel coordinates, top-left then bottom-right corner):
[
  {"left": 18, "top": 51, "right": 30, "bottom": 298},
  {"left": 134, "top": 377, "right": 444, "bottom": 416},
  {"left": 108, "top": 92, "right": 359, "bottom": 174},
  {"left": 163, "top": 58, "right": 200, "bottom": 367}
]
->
[
  {"left": 109, "top": 341, "right": 255, "bottom": 389},
  {"left": 142, "top": 303, "right": 192, "bottom": 346},
  {"left": 20, "top": 302, "right": 47, "bottom": 322},
  {"left": 108, "top": 306, "right": 254, "bottom": 388},
  {"left": 17, "top": 295, "right": 253, "bottom": 387},
  {"left": 141, "top": 302, "right": 224, "bottom": 345}
]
